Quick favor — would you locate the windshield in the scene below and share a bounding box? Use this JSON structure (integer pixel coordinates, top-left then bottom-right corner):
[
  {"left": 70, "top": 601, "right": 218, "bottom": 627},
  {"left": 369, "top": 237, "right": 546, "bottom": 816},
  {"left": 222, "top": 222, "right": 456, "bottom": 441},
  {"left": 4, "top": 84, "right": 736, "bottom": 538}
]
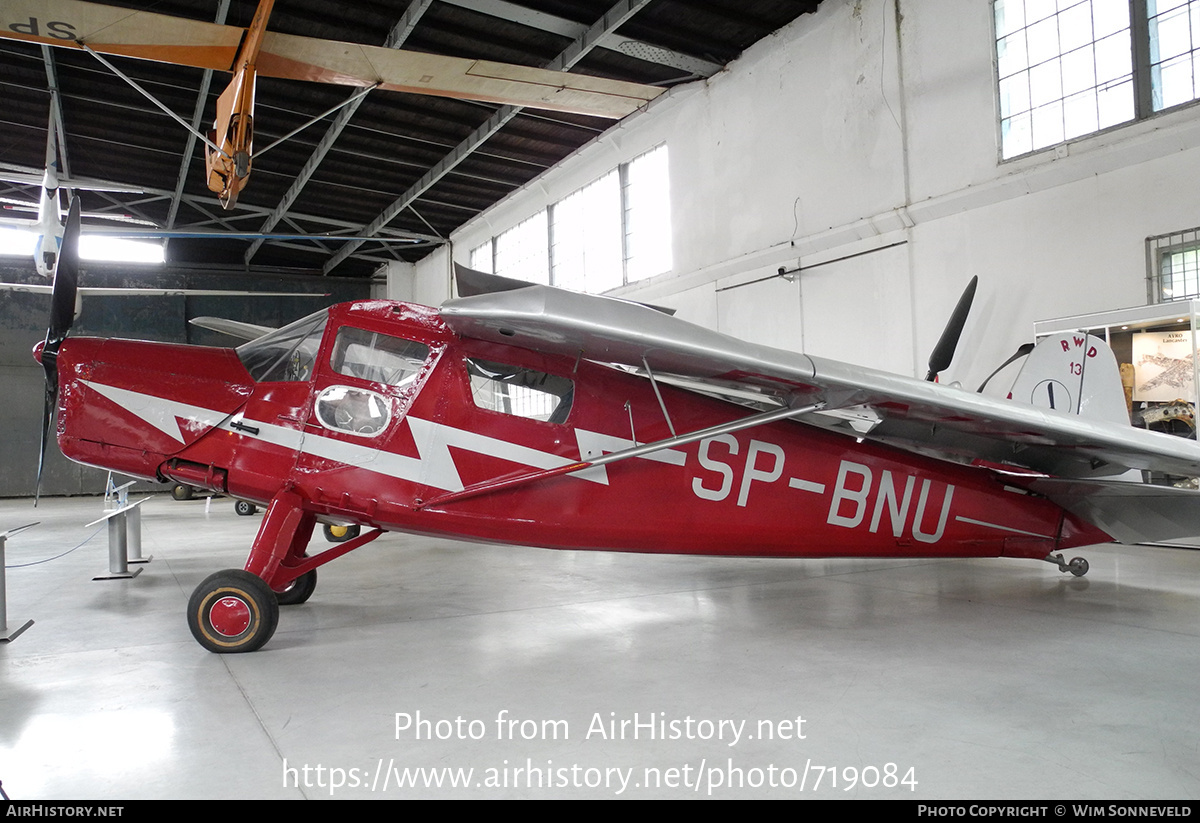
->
[{"left": 236, "top": 309, "right": 328, "bottom": 382}]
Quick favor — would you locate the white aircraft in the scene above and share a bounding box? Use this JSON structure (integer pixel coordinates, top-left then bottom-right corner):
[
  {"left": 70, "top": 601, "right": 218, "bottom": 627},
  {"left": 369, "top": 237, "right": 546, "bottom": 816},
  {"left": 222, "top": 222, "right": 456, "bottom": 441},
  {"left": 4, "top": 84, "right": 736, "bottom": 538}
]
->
[{"left": 0, "top": 99, "right": 152, "bottom": 277}]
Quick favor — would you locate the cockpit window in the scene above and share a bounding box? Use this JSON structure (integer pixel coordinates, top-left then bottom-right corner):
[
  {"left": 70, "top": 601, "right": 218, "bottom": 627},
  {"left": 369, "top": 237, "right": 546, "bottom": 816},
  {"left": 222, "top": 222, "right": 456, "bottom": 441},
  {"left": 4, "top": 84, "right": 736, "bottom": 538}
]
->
[
  {"left": 331, "top": 327, "right": 430, "bottom": 388},
  {"left": 236, "top": 310, "right": 328, "bottom": 382},
  {"left": 314, "top": 386, "right": 391, "bottom": 437},
  {"left": 467, "top": 358, "right": 574, "bottom": 423}
]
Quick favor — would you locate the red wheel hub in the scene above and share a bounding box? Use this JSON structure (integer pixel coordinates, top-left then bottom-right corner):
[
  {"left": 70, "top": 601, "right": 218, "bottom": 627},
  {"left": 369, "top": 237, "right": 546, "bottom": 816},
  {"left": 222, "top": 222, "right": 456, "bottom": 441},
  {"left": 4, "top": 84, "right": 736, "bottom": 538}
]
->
[{"left": 209, "top": 595, "right": 251, "bottom": 637}]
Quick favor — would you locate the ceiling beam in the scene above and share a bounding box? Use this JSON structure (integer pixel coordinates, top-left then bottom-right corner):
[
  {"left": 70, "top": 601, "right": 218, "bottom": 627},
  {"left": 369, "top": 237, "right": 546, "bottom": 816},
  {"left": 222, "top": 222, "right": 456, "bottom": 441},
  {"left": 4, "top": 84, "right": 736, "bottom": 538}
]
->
[
  {"left": 322, "top": 0, "right": 655, "bottom": 275},
  {"left": 441, "top": 0, "right": 722, "bottom": 77},
  {"left": 243, "top": 0, "right": 435, "bottom": 266},
  {"left": 163, "top": 0, "right": 230, "bottom": 256}
]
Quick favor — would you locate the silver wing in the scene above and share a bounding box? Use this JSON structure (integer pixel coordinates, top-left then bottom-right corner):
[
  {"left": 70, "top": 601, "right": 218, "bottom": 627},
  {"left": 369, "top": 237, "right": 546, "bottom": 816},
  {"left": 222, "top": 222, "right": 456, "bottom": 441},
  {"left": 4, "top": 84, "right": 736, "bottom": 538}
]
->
[{"left": 440, "top": 269, "right": 1200, "bottom": 483}]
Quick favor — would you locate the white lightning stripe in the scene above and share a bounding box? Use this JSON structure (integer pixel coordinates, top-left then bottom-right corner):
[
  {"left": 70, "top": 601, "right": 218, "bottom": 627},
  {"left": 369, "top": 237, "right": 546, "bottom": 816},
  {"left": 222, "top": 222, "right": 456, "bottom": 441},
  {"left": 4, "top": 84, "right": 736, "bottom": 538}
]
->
[
  {"left": 788, "top": 478, "right": 826, "bottom": 493},
  {"left": 84, "top": 379, "right": 678, "bottom": 493},
  {"left": 573, "top": 430, "right": 687, "bottom": 485},
  {"left": 83, "top": 380, "right": 229, "bottom": 443},
  {"left": 954, "top": 516, "right": 1053, "bottom": 539}
]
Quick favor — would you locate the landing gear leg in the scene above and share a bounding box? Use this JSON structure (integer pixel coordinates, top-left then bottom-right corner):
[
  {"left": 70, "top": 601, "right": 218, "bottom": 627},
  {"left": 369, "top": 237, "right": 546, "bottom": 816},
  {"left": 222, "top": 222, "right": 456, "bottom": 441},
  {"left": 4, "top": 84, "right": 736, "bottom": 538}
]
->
[
  {"left": 186, "top": 489, "right": 315, "bottom": 653},
  {"left": 1044, "top": 552, "right": 1089, "bottom": 577}
]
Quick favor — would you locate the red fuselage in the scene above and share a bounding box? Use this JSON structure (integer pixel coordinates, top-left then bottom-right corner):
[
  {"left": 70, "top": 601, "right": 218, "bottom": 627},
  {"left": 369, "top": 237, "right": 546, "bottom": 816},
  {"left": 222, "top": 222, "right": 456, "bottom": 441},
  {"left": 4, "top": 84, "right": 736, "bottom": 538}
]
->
[{"left": 51, "top": 299, "right": 1109, "bottom": 563}]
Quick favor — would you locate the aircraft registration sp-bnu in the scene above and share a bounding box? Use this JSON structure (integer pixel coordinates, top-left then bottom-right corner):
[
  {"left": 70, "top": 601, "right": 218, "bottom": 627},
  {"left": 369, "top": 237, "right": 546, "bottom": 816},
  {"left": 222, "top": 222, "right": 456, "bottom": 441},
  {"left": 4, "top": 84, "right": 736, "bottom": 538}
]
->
[{"left": 34, "top": 214, "right": 1200, "bottom": 653}]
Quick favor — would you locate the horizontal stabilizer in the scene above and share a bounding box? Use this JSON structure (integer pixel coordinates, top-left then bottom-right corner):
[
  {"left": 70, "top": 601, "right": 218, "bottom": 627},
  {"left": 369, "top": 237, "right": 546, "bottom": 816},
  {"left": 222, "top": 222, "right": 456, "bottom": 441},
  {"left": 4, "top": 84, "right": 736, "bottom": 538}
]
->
[{"left": 1028, "top": 478, "right": 1200, "bottom": 544}]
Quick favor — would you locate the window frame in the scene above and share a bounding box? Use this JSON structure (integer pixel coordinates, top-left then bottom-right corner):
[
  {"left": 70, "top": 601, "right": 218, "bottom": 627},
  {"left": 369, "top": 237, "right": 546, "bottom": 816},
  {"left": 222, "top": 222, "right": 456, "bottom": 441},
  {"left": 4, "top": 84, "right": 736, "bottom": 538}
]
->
[
  {"left": 994, "top": 0, "right": 1200, "bottom": 161},
  {"left": 1147, "top": 226, "right": 1200, "bottom": 302},
  {"left": 468, "top": 144, "right": 672, "bottom": 292}
]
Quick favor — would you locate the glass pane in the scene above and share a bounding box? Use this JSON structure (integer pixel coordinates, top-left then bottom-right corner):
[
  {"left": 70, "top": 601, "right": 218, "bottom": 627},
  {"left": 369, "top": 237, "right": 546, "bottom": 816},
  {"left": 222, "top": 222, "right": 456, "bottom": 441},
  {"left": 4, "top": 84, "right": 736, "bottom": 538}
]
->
[
  {"left": 550, "top": 170, "right": 622, "bottom": 294},
  {"left": 1061, "top": 43, "right": 1097, "bottom": 94},
  {"left": 995, "top": 0, "right": 1027, "bottom": 38},
  {"left": 494, "top": 211, "right": 549, "bottom": 284},
  {"left": 1097, "top": 77, "right": 1135, "bottom": 127},
  {"left": 466, "top": 358, "right": 574, "bottom": 423},
  {"left": 625, "top": 145, "right": 673, "bottom": 282},
  {"left": 1031, "top": 98, "right": 1066, "bottom": 146},
  {"left": 330, "top": 327, "right": 430, "bottom": 388},
  {"left": 1063, "top": 88, "right": 1101, "bottom": 136},
  {"left": 236, "top": 310, "right": 328, "bottom": 383},
  {"left": 1156, "top": 52, "right": 1197, "bottom": 108},
  {"left": 315, "top": 386, "right": 391, "bottom": 437},
  {"left": 1000, "top": 71, "right": 1033, "bottom": 117}
]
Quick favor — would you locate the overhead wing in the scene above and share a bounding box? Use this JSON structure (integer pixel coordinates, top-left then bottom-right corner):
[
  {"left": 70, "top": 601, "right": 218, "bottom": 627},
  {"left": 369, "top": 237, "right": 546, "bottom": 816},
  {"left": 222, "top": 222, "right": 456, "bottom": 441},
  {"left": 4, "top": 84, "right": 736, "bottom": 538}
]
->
[
  {"left": 438, "top": 276, "right": 1200, "bottom": 481},
  {"left": 0, "top": 0, "right": 662, "bottom": 119}
]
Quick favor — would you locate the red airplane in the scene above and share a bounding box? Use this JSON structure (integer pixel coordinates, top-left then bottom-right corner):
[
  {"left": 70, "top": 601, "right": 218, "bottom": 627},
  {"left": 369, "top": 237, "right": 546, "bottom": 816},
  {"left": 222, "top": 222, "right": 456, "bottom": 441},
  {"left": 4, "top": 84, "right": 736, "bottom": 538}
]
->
[{"left": 35, "top": 202, "right": 1200, "bottom": 653}]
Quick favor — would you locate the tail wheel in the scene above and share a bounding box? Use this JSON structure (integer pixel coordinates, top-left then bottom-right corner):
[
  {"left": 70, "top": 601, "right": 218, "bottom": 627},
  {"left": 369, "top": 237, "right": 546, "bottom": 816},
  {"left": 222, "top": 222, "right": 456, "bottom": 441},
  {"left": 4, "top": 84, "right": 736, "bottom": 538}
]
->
[
  {"left": 323, "top": 523, "right": 360, "bottom": 543},
  {"left": 276, "top": 569, "right": 317, "bottom": 606},
  {"left": 188, "top": 570, "right": 279, "bottom": 653}
]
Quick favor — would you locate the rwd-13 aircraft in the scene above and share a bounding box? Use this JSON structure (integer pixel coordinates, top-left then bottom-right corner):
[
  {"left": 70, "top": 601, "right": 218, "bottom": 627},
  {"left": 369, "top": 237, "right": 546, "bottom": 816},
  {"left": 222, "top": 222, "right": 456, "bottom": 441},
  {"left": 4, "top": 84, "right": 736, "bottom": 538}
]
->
[{"left": 34, "top": 203, "right": 1200, "bottom": 653}]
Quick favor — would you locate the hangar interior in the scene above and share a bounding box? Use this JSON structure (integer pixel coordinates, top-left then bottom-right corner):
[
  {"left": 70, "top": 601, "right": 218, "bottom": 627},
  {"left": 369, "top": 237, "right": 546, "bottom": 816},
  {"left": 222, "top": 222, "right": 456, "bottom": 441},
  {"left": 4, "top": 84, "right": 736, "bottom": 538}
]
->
[{"left": 2, "top": 0, "right": 1200, "bottom": 800}]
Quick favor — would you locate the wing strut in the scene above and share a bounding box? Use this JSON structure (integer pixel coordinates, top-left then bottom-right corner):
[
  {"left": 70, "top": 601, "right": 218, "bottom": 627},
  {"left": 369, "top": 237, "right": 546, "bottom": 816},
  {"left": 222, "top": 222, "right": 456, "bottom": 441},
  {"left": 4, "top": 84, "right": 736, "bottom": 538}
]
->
[
  {"left": 416, "top": 401, "right": 826, "bottom": 510},
  {"left": 641, "top": 356, "right": 676, "bottom": 437},
  {"left": 78, "top": 43, "right": 229, "bottom": 160}
]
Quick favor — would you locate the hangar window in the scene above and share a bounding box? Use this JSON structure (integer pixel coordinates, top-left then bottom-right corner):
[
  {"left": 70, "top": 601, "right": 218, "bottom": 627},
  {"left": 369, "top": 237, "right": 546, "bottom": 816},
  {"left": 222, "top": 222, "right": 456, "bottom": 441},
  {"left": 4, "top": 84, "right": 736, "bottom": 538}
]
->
[
  {"left": 330, "top": 327, "right": 430, "bottom": 388},
  {"left": 493, "top": 211, "right": 549, "bottom": 284},
  {"left": 551, "top": 170, "right": 623, "bottom": 294},
  {"left": 466, "top": 358, "right": 574, "bottom": 423},
  {"left": 1148, "top": 227, "right": 1200, "bottom": 301},
  {"left": 468, "top": 145, "right": 672, "bottom": 293},
  {"left": 623, "top": 145, "right": 673, "bottom": 282},
  {"left": 995, "top": 0, "right": 1200, "bottom": 159}
]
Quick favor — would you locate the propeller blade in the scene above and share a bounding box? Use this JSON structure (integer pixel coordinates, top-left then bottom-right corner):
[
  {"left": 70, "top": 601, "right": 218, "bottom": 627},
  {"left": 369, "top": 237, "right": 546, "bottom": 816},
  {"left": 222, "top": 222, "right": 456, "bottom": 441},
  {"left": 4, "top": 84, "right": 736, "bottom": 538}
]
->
[
  {"left": 925, "top": 275, "right": 978, "bottom": 382},
  {"left": 34, "top": 372, "right": 55, "bottom": 507},
  {"left": 35, "top": 196, "right": 82, "bottom": 504},
  {"left": 45, "top": 197, "right": 81, "bottom": 355}
]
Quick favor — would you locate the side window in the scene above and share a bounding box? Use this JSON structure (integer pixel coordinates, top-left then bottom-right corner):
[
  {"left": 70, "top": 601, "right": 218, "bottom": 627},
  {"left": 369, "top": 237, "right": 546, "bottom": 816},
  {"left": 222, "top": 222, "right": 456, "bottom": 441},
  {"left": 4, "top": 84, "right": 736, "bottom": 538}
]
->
[
  {"left": 466, "top": 358, "right": 574, "bottom": 423},
  {"left": 331, "top": 327, "right": 430, "bottom": 388},
  {"left": 314, "top": 386, "right": 391, "bottom": 437},
  {"left": 236, "top": 310, "right": 327, "bottom": 382}
]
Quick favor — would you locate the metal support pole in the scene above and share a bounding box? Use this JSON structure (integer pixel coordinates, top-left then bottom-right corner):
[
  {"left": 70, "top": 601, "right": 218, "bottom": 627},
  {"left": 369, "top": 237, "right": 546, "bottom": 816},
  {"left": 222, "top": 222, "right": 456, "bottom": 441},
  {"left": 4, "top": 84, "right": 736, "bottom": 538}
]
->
[
  {"left": 0, "top": 524, "right": 37, "bottom": 642},
  {"left": 87, "top": 500, "right": 146, "bottom": 580},
  {"left": 126, "top": 505, "right": 150, "bottom": 564}
]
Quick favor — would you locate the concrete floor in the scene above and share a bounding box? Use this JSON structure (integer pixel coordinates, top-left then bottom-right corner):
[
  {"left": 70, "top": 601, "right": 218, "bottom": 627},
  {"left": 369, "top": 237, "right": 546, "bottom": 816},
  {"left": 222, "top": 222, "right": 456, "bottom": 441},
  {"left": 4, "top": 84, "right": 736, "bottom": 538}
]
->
[{"left": 1, "top": 494, "right": 1198, "bottom": 800}]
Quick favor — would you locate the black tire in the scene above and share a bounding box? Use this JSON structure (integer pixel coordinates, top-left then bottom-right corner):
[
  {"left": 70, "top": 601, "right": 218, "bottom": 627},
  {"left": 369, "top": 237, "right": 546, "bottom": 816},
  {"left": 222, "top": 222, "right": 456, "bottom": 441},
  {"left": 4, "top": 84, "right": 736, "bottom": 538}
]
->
[
  {"left": 275, "top": 569, "right": 317, "bottom": 606},
  {"left": 187, "top": 570, "right": 279, "bottom": 653},
  {"left": 172, "top": 484, "right": 194, "bottom": 501},
  {"left": 233, "top": 500, "right": 257, "bottom": 516},
  {"left": 323, "top": 523, "right": 360, "bottom": 543}
]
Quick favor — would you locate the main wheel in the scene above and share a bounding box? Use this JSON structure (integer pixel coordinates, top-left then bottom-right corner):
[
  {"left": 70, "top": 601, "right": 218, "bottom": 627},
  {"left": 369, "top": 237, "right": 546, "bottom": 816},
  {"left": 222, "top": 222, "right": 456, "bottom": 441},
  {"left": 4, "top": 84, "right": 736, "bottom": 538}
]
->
[
  {"left": 275, "top": 569, "right": 317, "bottom": 606},
  {"left": 172, "top": 484, "right": 194, "bottom": 501},
  {"left": 323, "top": 523, "right": 360, "bottom": 543},
  {"left": 233, "top": 499, "right": 257, "bottom": 516},
  {"left": 187, "top": 570, "right": 279, "bottom": 653}
]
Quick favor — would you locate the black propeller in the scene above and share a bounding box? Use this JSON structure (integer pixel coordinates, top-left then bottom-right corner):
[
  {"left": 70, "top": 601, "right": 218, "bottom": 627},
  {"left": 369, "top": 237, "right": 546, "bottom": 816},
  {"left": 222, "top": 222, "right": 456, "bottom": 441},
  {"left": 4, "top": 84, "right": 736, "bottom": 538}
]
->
[
  {"left": 35, "top": 197, "right": 81, "bottom": 504},
  {"left": 925, "top": 275, "right": 978, "bottom": 382}
]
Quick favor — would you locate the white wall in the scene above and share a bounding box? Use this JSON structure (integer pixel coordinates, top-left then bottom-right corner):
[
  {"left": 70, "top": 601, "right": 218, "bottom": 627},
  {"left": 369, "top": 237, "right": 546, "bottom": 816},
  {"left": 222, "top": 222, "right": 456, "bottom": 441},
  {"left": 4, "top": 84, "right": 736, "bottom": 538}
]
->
[{"left": 412, "top": 0, "right": 1200, "bottom": 391}]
